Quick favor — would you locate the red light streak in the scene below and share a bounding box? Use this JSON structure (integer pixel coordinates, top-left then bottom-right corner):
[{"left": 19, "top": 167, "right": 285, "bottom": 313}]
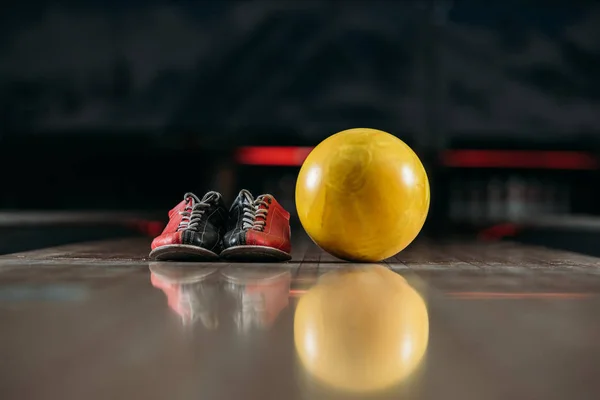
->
[
  {"left": 478, "top": 223, "right": 520, "bottom": 241},
  {"left": 236, "top": 147, "right": 598, "bottom": 170},
  {"left": 235, "top": 146, "right": 314, "bottom": 166},
  {"left": 441, "top": 150, "right": 598, "bottom": 170}
]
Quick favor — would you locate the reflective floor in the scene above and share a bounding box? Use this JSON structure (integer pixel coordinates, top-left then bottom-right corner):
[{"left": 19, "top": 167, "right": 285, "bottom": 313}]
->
[{"left": 1, "top": 236, "right": 600, "bottom": 399}]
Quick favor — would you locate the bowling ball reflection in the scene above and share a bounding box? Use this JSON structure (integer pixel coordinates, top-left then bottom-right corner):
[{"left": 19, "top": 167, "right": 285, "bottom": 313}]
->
[{"left": 294, "top": 265, "right": 428, "bottom": 394}]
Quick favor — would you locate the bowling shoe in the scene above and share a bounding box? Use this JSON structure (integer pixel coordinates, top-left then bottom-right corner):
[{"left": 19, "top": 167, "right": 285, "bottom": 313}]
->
[
  {"left": 221, "top": 189, "right": 292, "bottom": 261},
  {"left": 149, "top": 191, "right": 228, "bottom": 261}
]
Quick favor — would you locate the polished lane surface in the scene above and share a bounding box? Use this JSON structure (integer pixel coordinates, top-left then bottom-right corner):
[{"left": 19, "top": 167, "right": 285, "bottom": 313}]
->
[{"left": 1, "top": 237, "right": 600, "bottom": 399}]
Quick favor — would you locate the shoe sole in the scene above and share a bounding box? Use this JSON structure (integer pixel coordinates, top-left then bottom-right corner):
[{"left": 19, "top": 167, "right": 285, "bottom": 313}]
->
[
  {"left": 149, "top": 245, "right": 219, "bottom": 261},
  {"left": 220, "top": 245, "right": 292, "bottom": 262}
]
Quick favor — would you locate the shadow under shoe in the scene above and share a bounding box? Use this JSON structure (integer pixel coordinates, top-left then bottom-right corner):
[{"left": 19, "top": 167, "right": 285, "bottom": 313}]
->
[
  {"left": 149, "top": 191, "right": 228, "bottom": 261},
  {"left": 221, "top": 189, "right": 292, "bottom": 262}
]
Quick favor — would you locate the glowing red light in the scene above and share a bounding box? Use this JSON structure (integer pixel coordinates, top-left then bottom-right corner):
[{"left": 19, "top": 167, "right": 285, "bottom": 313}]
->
[
  {"left": 478, "top": 223, "right": 520, "bottom": 241},
  {"left": 126, "top": 220, "right": 165, "bottom": 237},
  {"left": 235, "top": 146, "right": 314, "bottom": 166},
  {"left": 441, "top": 150, "right": 598, "bottom": 170}
]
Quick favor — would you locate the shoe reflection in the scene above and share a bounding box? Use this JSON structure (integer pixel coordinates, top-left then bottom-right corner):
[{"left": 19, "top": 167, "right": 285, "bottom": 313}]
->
[
  {"left": 149, "top": 263, "right": 292, "bottom": 333},
  {"left": 294, "top": 265, "right": 429, "bottom": 394},
  {"left": 149, "top": 262, "right": 220, "bottom": 329},
  {"left": 221, "top": 266, "right": 292, "bottom": 332}
]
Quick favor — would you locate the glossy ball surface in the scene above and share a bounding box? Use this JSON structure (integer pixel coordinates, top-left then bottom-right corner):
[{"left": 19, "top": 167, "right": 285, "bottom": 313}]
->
[
  {"left": 294, "top": 266, "right": 429, "bottom": 393},
  {"left": 296, "top": 128, "right": 430, "bottom": 262}
]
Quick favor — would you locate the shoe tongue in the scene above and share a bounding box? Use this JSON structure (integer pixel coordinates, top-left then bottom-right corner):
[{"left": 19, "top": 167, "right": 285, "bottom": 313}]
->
[
  {"left": 184, "top": 193, "right": 201, "bottom": 203},
  {"left": 255, "top": 194, "right": 273, "bottom": 216},
  {"left": 201, "top": 191, "right": 221, "bottom": 204},
  {"left": 238, "top": 189, "right": 254, "bottom": 205},
  {"left": 256, "top": 194, "right": 273, "bottom": 205},
  {"left": 183, "top": 193, "right": 201, "bottom": 209}
]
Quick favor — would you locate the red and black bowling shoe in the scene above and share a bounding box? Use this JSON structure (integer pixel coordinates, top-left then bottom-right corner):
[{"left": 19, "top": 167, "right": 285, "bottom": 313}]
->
[
  {"left": 149, "top": 191, "right": 228, "bottom": 261},
  {"left": 221, "top": 189, "right": 292, "bottom": 261}
]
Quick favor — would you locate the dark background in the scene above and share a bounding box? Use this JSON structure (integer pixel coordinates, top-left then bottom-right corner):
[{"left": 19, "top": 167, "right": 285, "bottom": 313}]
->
[{"left": 2, "top": 0, "right": 600, "bottom": 253}]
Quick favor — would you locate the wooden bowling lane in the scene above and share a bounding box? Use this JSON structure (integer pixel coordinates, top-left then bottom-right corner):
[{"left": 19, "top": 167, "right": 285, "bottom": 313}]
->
[{"left": 1, "top": 237, "right": 600, "bottom": 399}]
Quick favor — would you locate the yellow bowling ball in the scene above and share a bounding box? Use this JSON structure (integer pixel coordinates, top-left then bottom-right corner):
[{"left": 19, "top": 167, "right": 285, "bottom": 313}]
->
[
  {"left": 294, "top": 266, "right": 429, "bottom": 393},
  {"left": 296, "top": 128, "right": 430, "bottom": 262}
]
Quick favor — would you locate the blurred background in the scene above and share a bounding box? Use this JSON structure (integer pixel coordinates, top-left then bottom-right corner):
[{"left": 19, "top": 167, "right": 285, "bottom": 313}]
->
[{"left": 2, "top": 0, "right": 600, "bottom": 254}]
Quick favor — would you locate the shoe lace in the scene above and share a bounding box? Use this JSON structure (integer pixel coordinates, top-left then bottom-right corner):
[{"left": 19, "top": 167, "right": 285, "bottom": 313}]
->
[
  {"left": 177, "top": 192, "right": 215, "bottom": 232},
  {"left": 241, "top": 192, "right": 270, "bottom": 232}
]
